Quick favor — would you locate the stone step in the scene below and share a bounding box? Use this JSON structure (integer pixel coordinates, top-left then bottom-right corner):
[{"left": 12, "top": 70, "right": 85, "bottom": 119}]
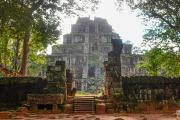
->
[
  {"left": 73, "top": 96, "right": 95, "bottom": 99},
  {"left": 74, "top": 104, "right": 95, "bottom": 106},
  {"left": 74, "top": 110, "right": 95, "bottom": 112},
  {"left": 73, "top": 96, "right": 95, "bottom": 114},
  {"left": 74, "top": 104, "right": 95, "bottom": 108},
  {"left": 74, "top": 111, "right": 95, "bottom": 114},
  {"left": 74, "top": 109, "right": 95, "bottom": 111},
  {"left": 74, "top": 105, "right": 95, "bottom": 107},
  {"left": 74, "top": 101, "right": 95, "bottom": 103},
  {"left": 74, "top": 98, "right": 95, "bottom": 100}
]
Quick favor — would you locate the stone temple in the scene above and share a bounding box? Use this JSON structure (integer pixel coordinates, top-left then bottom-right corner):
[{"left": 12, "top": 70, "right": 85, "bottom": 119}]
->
[{"left": 48, "top": 17, "right": 145, "bottom": 91}]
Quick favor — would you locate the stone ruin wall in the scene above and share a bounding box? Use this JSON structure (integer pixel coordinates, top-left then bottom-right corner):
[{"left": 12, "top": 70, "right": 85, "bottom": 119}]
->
[
  {"left": 105, "top": 76, "right": 180, "bottom": 112},
  {"left": 0, "top": 61, "right": 75, "bottom": 112},
  {"left": 0, "top": 77, "right": 46, "bottom": 108},
  {"left": 104, "top": 38, "right": 180, "bottom": 112},
  {"left": 105, "top": 76, "right": 180, "bottom": 101},
  {"left": 122, "top": 77, "right": 180, "bottom": 102}
]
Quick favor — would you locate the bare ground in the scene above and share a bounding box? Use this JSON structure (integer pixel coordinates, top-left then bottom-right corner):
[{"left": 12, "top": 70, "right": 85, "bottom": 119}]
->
[{"left": 10, "top": 113, "right": 177, "bottom": 120}]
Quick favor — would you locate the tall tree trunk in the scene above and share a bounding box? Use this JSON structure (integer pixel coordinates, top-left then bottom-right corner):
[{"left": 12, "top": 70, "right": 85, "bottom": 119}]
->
[
  {"left": 20, "top": 31, "right": 30, "bottom": 76},
  {"left": 0, "top": 42, "right": 2, "bottom": 64},
  {"left": 3, "top": 40, "right": 8, "bottom": 68},
  {"left": 13, "top": 38, "right": 20, "bottom": 71}
]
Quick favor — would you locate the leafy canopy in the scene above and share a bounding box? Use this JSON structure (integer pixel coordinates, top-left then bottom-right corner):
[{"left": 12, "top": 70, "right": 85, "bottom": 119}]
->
[
  {"left": 115, "top": 0, "right": 180, "bottom": 76},
  {"left": 0, "top": 0, "right": 99, "bottom": 76}
]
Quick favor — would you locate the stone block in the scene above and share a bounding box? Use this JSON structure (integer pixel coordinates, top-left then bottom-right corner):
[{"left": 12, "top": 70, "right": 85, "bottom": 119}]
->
[
  {"left": 16, "top": 107, "right": 28, "bottom": 113},
  {"left": 105, "top": 103, "right": 113, "bottom": 109},
  {"left": 64, "top": 104, "right": 73, "bottom": 113},
  {"left": 176, "top": 110, "right": 180, "bottom": 120},
  {"left": 0, "top": 112, "right": 12, "bottom": 119},
  {"left": 106, "top": 108, "right": 114, "bottom": 114},
  {"left": 96, "top": 103, "right": 106, "bottom": 114},
  {"left": 52, "top": 104, "right": 60, "bottom": 113}
]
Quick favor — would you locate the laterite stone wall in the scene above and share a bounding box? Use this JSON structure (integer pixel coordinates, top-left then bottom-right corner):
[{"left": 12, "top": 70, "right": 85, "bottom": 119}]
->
[{"left": 0, "top": 77, "right": 47, "bottom": 109}]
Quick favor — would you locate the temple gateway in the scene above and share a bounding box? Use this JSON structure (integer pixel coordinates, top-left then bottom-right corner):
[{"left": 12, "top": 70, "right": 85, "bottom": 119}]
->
[{"left": 48, "top": 17, "right": 145, "bottom": 91}]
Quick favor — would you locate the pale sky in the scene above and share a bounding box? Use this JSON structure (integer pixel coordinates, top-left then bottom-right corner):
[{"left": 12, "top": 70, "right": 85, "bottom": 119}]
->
[{"left": 47, "top": 1, "right": 146, "bottom": 54}]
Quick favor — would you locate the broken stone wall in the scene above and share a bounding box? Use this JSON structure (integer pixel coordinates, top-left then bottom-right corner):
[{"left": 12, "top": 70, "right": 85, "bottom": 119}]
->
[
  {"left": 106, "top": 76, "right": 180, "bottom": 112},
  {"left": 122, "top": 76, "right": 180, "bottom": 101},
  {"left": 0, "top": 77, "right": 47, "bottom": 109},
  {"left": 104, "top": 38, "right": 180, "bottom": 112}
]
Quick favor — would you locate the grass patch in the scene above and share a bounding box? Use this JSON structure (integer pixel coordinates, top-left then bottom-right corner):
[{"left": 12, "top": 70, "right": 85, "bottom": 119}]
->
[{"left": 75, "top": 91, "right": 102, "bottom": 96}]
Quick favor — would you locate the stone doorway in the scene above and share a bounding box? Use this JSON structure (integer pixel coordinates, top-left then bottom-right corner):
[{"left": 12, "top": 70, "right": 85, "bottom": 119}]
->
[{"left": 37, "top": 104, "right": 53, "bottom": 111}]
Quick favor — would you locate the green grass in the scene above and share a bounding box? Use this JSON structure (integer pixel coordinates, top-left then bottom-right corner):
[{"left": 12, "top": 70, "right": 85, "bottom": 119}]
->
[{"left": 75, "top": 91, "right": 102, "bottom": 96}]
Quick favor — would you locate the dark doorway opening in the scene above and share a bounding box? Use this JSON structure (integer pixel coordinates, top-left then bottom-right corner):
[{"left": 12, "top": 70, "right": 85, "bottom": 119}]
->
[{"left": 37, "top": 104, "right": 53, "bottom": 110}]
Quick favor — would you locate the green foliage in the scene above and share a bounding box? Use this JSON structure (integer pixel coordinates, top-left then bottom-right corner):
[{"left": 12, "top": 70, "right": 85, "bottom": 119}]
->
[
  {"left": 115, "top": 0, "right": 180, "bottom": 77},
  {"left": 144, "top": 21, "right": 180, "bottom": 52},
  {"left": 116, "top": 0, "right": 180, "bottom": 50},
  {"left": 88, "top": 55, "right": 103, "bottom": 68},
  {"left": 0, "top": 0, "right": 99, "bottom": 76},
  {"left": 138, "top": 47, "right": 180, "bottom": 77},
  {"left": 75, "top": 91, "right": 92, "bottom": 96}
]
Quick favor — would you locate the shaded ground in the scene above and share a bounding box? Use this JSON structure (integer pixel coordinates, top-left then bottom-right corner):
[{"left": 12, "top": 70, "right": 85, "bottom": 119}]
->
[{"left": 10, "top": 113, "right": 177, "bottom": 120}]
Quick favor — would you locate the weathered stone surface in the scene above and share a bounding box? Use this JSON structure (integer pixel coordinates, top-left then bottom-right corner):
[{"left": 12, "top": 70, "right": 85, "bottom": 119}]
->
[
  {"left": 96, "top": 103, "right": 106, "bottom": 114},
  {"left": 0, "top": 60, "right": 75, "bottom": 113},
  {"left": 0, "top": 112, "right": 12, "bottom": 119},
  {"left": 66, "top": 69, "right": 75, "bottom": 96},
  {"left": 48, "top": 17, "right": 145, "bottom": 91},
  {"left": 64, "top": 104, "right": 73, "bottom": 113},
  {"left": 27, "top": 94, "right": 64, "bottom": 104},
  {"left": 0, "top": 77, "right": 46, "bottom": 108},
  {"left": 104, "top": 38, "right": 180, "bottom": 113}
]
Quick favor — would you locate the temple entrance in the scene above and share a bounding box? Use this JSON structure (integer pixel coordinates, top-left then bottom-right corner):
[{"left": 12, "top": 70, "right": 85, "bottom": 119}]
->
[
  {"left": 37, "top": 104, "right": 53, "bottom": 111},
  {"left": 74, "top": 54, "right": 105, "bottom": 95}
]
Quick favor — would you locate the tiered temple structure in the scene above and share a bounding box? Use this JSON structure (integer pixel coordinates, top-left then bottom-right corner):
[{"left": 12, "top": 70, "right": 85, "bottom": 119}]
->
[{"left": 48, "top": 17, "right": 145, "bottom": 91}]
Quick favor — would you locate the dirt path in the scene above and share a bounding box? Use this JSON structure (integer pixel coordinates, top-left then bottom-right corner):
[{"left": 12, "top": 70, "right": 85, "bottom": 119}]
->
[{"left": 11, "top": 113, "right": 177, "bottom": 120}]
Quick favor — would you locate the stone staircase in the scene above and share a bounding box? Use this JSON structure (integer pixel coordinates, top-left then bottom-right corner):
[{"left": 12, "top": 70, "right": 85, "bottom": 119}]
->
[{"left": 73, "top": 96, "right": 95, "bottom": 114}]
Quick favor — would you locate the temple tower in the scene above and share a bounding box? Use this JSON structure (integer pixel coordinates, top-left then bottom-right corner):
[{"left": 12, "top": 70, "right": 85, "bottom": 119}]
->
[{"left": 48, "top": 17, "right": 145, "bottom": 91}]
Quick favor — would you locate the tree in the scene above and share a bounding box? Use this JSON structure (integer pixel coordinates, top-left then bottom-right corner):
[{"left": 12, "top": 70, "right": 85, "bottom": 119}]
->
[
  {"left": 115, "top": 0, "right": 180, "bottom": 76},
  {"left": 135, "top": 0, "right": 180, "bottom": 51},
  {"left": 138, "top": 47, "right": 180, "bottom": 77},
  {"left": 115, "top": 0, "right": 180, "bottom": 49},
  {"left": 0, "top": 0, "right": 99, "bottom": 76}
]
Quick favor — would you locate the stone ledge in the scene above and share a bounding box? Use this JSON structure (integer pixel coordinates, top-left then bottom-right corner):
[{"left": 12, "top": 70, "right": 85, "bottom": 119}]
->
[{"left": 27, "top": 94, "right": 64, "bottom": 104}]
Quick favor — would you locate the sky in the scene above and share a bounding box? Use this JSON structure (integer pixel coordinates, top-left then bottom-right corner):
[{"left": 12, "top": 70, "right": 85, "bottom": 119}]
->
[{"left": 47, "top": 1, "right": 146, "bottom": 54}]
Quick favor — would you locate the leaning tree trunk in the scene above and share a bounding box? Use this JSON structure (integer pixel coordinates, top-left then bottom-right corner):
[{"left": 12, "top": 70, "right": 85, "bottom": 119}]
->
[{"left": 19, "top": 31, "right": 30, "bottom": 76}]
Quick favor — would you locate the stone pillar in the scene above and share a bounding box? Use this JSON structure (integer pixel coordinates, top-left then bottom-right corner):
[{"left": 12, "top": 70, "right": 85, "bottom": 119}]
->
[
  {"left": 81, "top": 79, "right": 84, "bottom": 91},
  {"left": 82, "top": 56, "right": 88, "bottom": 79},
  {"left": 104, "top": 38, "right": 124, "bottom": 111}
]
